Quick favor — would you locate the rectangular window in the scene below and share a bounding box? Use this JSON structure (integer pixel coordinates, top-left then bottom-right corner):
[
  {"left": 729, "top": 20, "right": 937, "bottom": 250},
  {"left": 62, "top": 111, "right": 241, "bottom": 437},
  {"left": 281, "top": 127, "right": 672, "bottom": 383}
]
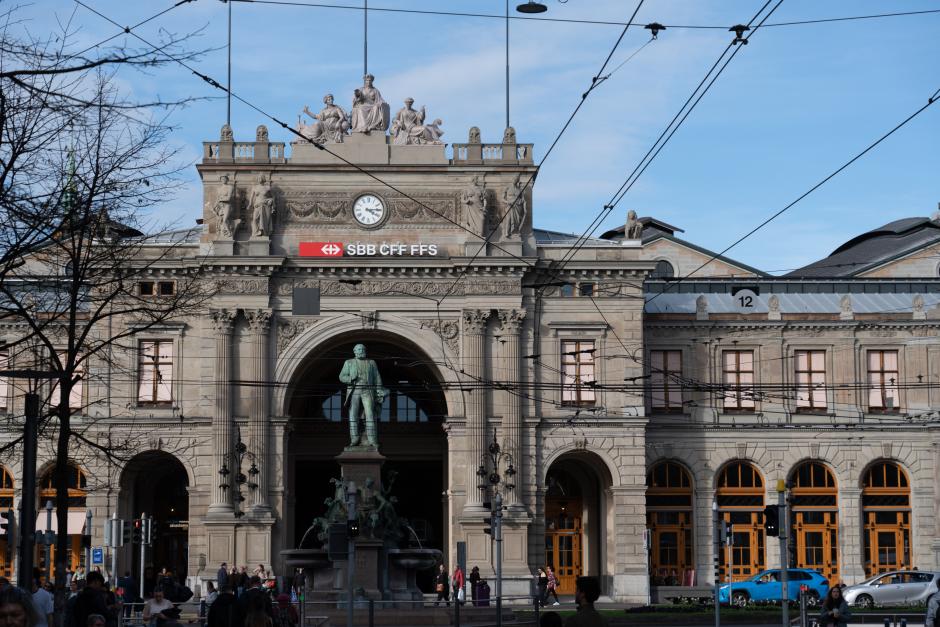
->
[
  {"left": 578, "top": 283, "right": 595, "bottom": 297},
  {"left": 0, "top": 350, "right": 7, "bottom": 411},
  {"left": 561, "top": 340, "right": 596, "bottom": 406},
  {"left": 795, "top": 350, "right": 826, "bottom": 411},
  {"left": 138, "top": 281, "right": 176, "bottom": 297},
  {"left": 722, "top": 350, "right": 755, "bottom": 410},
  {"left": 649, "top": 350, "right": 682, "bottom": 410},
  {"left": 867, "top": 350, "right": 899, "bottom": 411},
  {"left": 138, "top": 340, "right": 173, "bottom": 406},
  {"left": 51, "top": 352, "right": 83, "bottom": 412}
]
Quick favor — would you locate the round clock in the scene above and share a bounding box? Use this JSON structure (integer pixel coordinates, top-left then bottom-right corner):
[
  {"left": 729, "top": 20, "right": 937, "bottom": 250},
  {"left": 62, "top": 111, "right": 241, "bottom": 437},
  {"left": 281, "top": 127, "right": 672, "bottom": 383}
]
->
[{"left": 353, "top": 194, "right": 386, "bottom": 227}]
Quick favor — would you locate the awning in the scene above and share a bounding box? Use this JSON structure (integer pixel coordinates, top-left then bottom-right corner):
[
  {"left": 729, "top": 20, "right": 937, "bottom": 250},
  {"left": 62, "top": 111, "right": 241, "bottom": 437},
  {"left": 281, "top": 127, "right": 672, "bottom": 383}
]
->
[{"left": 35, "top": 511, "right": 88, "bottom": 535}]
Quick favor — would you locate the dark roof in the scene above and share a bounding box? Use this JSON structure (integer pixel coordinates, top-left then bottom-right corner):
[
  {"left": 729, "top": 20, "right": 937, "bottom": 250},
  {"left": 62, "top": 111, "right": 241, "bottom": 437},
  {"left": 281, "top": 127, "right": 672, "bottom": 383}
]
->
[
  {"left": 786, "top": 216, "right": 940, "bottom": 277},
  {"left": 600, "top": 216, "right": 683, "bottom": 240},
  {"left": 533, "top": 228, "right": 613, "bottom": 247}
]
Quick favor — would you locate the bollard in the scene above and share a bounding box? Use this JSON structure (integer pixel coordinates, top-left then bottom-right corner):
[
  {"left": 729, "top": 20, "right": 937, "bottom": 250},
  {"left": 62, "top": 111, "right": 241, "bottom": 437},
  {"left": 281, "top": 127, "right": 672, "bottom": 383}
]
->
[
  {"left": 454, "top": 594, "right": 460, "bottom": 627},
  {"left": 368, "top": 599, "right": 374, "bottom": 627},
  {"left": 534, "top": 596, "right": 540, "bottom": 626}
]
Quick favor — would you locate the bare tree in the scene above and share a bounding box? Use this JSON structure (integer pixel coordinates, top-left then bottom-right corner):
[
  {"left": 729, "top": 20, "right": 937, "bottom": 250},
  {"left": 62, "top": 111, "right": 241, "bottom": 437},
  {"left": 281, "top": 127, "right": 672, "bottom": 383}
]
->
[{"left": 0, "top": 6, "right": 214, "bottom": 607}]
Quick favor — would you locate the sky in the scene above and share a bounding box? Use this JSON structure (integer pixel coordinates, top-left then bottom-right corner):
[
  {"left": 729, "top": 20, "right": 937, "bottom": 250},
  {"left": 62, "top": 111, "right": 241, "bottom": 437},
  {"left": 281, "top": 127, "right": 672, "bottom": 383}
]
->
[{"left": 11, "top": 0, "right": 940, "bottom": 274}]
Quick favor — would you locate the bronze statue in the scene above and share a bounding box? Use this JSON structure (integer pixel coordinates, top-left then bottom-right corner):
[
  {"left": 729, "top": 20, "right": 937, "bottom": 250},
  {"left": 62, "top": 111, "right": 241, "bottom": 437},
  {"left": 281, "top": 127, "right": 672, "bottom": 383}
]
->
[{"left": 338, "top": 343, "right": 386, "bottom": 447}]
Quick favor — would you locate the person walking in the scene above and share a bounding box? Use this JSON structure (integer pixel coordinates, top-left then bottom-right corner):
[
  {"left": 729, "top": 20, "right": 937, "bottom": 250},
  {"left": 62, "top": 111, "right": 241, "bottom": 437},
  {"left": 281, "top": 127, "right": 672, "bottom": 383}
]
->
[
  {"left": 926, "top": 584, "right": 940, "bottom": 627},
  {"left": 535, "top": 568, "right": 548, "bottom": 607},
  {"left": 451, "top": 564, "right": 465, "bottom": 605},
  {"left": 818, "top": 587, "right": 851, "bottom": 627},
  {"left": 72, "top": 572, "right": 109, "bottom": 627},
  {"left": 468, "top": 567, "right": 481, "bottom": 606},
  {"left": 563, "top": 576, "right": 607, "bottom": 627},
  {"left": 433, "top": 564, "right": 449, "bottom": 607},
  {"left": 206, "top": 587, "right": 243, "bottom": 627},
  {"left": 545, "top": 566, "right": 560, "bottom": 606},
  {"left": 216, "top": 564, "right": 228, "bottom": 590},
  {"left": 30, "top": 579, "right": 53, "bottom": 627}
]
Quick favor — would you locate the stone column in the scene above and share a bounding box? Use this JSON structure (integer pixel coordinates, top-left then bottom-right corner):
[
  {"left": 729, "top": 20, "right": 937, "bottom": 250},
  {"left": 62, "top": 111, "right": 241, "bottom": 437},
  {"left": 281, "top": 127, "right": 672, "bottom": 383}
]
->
[
  {"left": 208, "top": 308, "right": 237, "bottom": 516},
  {"left": 463, "top": 309, "right": 491, "bottom": 510},
  {"left": 246, "top": 309, "right": 272, "bottom": 513},
  {"left": 498, "top": 309, "right": 525, "bottom": 506}
]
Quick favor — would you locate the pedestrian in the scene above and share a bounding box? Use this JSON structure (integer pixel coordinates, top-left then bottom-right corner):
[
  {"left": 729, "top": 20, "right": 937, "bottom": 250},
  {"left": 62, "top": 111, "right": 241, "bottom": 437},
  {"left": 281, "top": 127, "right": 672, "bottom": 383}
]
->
[
  {"left": 252, "top": 565, "right": 269, "bottom": 582},
  {"left": 216, "top": 564, "right": 228, "bottom": 590},
  {"left": 238, "top": 577, "right": 273, "bottom": 619},
  {"left": 206, "top": 586, "right": 243, "bottom": 627},
  {"left": 142, "top": 588, "right": 174, "bottom": 627},
  {"left": 926, "top": 585, "right": 939, "bottom": 627},
  {"left": 468, "top": 566, "right": 481, "bottom": 605},
  {"left": 433, "top": 564, "right": 449, "bottom": 607},
  {"left": 818, "top": 586, "right": 851, "bottom": 627},
  {"left": 236, "top": 568, "right": 248, "bottom": 599},
  {"left": 204, "top": 583, "right": 218, "bottom": 608},
  {"left": 272, "top": 594, "right": 297, "bottom": 627},
  {"left": 563, "top": 576, "right": 607, "bottom": 627},
  {"left": 0, "top": 585, "right": 39, "bottom": 627},
  {"left": 545, "top": 566, "right": 560, "bottom": 606},
  {"left": 72, "top": 572, "right": 110, "bottom": 627},
  {"left": 535, "top": 568, "right": 548, "bottom": 606},
  {"left": 30, "top": 578, "right": 53, "bottom": 627},
  {"left": 117, "top": 572, "right": 138, "bottom": 618},
  {"left": 452, "top": 564, "right": 465, "bottom": 605}
]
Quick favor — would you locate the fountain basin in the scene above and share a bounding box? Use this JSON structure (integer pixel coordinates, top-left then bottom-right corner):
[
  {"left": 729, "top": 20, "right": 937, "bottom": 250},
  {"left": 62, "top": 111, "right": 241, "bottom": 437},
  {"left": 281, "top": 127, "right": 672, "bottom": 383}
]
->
[
  {"left": 387, "top": 548, "right": 441, "bottom": 571},
  {"left": 280, "top": 548, "right": 332, "bottom": 570}
]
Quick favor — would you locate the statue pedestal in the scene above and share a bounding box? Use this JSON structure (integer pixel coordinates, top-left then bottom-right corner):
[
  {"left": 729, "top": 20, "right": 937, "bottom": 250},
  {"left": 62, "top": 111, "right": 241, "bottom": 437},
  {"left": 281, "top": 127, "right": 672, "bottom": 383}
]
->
[
  {"left": 243, "top": 237, "right": 271, "bottom": 256},
  {"left": 212, "top": 239, "right": 235, "bottom": 256},
  {"left": 336, "top": 448, "right": 386, "bottom": 493},
  {"left": 292, "top": 132, "right": 390, "bottom": 165},
  {"left": 620, "top": 238, "right": 642, "bottom": 248}
]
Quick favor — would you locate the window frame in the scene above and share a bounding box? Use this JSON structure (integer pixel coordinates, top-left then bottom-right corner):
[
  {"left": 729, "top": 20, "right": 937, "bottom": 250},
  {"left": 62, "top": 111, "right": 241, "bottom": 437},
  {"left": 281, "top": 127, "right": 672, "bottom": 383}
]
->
[
  {"left": 722, "top": 349, "right": 756, "bottom": 412},
  {"left": 137, "top": 339, "right": 174, "bottom": 407},
  {"left": 649, "top": 349, "right": 683, "bottom": 412},
  {"left": 794, "top": 349, "right": 827, "bottom": 413},
  {"left": 866, "top": 349, "right": 900, "bottom": 413},
  {"left": 138, "top": 280, "right": 177, "bottom": 298},
  {"left": 560, "top": 339, "right": 597, "bottom": 407}
]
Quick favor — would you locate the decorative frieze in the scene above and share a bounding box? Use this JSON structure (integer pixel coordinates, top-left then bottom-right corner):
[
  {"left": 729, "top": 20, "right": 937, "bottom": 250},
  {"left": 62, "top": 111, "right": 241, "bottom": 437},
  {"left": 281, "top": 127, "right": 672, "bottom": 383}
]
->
[
  {"left": 418, "top": 318, "right": 460, "bottom": 357},
  {"left": 275, "top": 279, "right": 521, "bottom": 297},
  {"left": 279, "top": 190, "right": 458, "bottom": 226}
]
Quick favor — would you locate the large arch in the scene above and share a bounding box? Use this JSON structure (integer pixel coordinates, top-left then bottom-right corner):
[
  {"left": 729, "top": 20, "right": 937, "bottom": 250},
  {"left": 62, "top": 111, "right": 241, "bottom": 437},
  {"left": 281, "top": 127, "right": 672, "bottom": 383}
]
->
[
  {"left": 860, "top": 459, "right": 911, "bottom": 576},
  {"left": 118, "top": 451, "right": 190, "bottom": 587},
  {"left": 788, "top": 460, "right": 839, "bottom": 584},
  {"left": 282, "top": 327, "right": 450, "bottom": 585},
  {"left": 543, "top": 450, "right": 614, "bottom": 596},
  {"left": 715, "top": 460, "right": 765, "bottom": 582},
  {"left": 646, "top": 460, "right": 694, "bottom": 586},
  {"left": 36, "top": 463, "right": 88, "bottom": 574}
]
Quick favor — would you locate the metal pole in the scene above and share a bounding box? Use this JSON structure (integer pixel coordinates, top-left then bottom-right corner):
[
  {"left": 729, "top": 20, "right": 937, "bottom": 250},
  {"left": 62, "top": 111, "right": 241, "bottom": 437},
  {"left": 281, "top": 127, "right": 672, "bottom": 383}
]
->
[
  {"left": 713, "top": 500, "right": 720, "bottom": 627},
  {"left": 495, "top": 492, "right": 503, "bottom": 627},
  {"left": 778, "top": 482, "right": 788, "bottom": 627},
  {"left": 17, "top": 393, "right": 39, "bottom": 589},
  {"left": 363, "top": 0, "right": 368, "bottom": 76},
  {"left": 85, "top": 509, "right": 92, "bottom": 576},
  {"left": 44, "top": 500, "right": 53, "bottom": 581},
  {"left": 346, "top": 482, "right": 357, "bottom": 627},
  {"left": 226, "top": 0, "right": 232, "bottom": 125},
  {"left": 139, "top": 513, "right": 146, "bottom": 600},
  {"left": 504, "top": 0, "right": 510, "bottom": 130},
  {"left": 111, "top": 514, "right": 118, "bottom": 593}
]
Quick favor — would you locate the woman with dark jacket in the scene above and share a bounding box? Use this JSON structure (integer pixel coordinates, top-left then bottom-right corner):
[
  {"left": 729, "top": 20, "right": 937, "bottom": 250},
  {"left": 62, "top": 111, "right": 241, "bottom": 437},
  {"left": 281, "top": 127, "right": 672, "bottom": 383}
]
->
[
  {"left": 818, "top": 586, "right": 851, "bottom": 627},
  {"left": 433, "top": 565, "right": 449, "bottom": 607}
]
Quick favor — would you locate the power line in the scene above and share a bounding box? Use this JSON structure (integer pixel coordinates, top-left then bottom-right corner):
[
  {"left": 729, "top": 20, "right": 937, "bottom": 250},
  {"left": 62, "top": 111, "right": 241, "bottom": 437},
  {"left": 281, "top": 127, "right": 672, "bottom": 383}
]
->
[{"left": 225, "top": 0, "right": 940, "bottom": 31}]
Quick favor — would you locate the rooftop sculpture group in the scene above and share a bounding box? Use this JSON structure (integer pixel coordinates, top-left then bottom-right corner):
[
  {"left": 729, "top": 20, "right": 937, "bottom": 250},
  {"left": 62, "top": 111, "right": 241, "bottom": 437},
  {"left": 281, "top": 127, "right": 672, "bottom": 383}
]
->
[{"left": 297, "top": 74, "right": 443, "bottom": 145}]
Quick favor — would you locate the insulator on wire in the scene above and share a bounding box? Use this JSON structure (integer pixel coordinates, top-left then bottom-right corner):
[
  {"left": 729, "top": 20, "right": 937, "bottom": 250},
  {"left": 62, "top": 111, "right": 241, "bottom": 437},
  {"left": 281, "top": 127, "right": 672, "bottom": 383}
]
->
[{"left": 729, "top": 24, "right": 750, "bottom": 45}]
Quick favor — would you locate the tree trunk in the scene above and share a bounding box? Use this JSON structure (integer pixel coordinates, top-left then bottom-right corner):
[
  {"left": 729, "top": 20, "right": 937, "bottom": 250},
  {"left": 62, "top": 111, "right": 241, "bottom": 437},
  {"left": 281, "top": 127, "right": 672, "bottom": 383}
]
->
[{"left": 53, "top": 392, "right": 72, "bottom": 627}]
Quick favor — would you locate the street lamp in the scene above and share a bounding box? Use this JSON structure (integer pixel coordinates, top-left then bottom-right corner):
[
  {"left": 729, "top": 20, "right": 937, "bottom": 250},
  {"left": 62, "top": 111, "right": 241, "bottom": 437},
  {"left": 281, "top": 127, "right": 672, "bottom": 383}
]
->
[
  {"left": 476, "top": 434, "right": 516, "bottom": 627},
  {"left": 217, "top": 428, "right": 259, "bottom": 519}
]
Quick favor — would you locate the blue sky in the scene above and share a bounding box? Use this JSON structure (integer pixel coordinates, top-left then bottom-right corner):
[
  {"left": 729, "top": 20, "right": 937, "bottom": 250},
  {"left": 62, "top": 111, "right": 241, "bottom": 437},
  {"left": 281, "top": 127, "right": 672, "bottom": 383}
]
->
[{"left": 14, "top": 0, "right": 940, "bottom": 273}]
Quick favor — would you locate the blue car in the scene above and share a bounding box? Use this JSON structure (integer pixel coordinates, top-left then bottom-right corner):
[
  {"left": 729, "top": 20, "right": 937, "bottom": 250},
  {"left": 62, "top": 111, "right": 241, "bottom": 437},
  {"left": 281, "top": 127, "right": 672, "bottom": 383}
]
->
[{"left": 718, "top": 569, "right": 829, "bottom": 607}]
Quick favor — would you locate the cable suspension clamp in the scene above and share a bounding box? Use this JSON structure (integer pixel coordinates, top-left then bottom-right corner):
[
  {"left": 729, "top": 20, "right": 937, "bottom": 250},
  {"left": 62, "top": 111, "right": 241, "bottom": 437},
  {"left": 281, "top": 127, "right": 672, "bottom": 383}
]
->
[
  {"left": 644, "top": 23, "right": 666, "bottom": 39},
  {"left": 729, "top": 24, "right": 750, "bottom": 45}
]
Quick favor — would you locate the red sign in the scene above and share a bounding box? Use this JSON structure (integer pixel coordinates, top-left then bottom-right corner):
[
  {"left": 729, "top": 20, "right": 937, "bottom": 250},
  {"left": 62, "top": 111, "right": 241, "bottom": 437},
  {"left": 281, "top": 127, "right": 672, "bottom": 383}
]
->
[{"left": 299, "top": 242, "right": 344, "bottom": 257}]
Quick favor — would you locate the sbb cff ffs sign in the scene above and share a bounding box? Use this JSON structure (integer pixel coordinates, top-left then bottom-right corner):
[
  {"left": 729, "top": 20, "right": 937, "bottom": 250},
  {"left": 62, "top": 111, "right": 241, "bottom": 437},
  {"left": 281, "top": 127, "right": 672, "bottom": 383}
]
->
[{"left": 299, "top": 242, "right": 439, "bottom": 257}]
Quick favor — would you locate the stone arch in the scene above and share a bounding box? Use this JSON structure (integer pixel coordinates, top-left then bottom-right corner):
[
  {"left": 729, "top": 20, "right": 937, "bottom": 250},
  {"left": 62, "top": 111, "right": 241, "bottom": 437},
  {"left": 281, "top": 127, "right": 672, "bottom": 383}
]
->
[
  {"left": 273, "top": 314, "right": 462, "bottom": 418},
  {"left": 542, "top": 444, "right": 618, "bottom": 488}
]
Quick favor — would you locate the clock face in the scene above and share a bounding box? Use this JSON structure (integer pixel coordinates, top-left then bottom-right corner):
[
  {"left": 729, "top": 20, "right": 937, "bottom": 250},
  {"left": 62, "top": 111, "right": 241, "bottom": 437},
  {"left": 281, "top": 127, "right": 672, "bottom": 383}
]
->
[{"left": 353, "top": 194, "right": 386, "bottom": 227}]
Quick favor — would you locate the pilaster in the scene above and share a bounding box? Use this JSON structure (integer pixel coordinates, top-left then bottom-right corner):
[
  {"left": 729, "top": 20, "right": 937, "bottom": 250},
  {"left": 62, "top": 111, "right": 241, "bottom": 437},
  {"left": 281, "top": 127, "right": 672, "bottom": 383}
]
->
[
  {"left": 463, "top": 309, "right": 491, "bottom": 512},
  {"left": 497, "top": 309, "right": 525, "bottom": 507},
  {"left": 245, "top": 309, "right": 273, "bottom": 514},
  {"left": 208, "top": 309, "right": 237, "bottom": 517}
]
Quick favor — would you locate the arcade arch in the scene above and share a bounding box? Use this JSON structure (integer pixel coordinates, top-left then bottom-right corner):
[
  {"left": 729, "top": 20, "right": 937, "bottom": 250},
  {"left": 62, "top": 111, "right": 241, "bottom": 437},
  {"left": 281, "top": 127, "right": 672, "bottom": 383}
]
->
[
  {"left": 646, "top": 461, "right": 694, "bottom": 585},
  {"left": 789, "top": 461, "right": 839, "bottom": 584},
  {"left": 715, "top": 461, "right": 765, "bottom": 582},
  {"left": 862, "top": 460, "right": 911, "bottom": 576},
  {"left": 37, "top": 464, "right": 87, "bottom": 572}
]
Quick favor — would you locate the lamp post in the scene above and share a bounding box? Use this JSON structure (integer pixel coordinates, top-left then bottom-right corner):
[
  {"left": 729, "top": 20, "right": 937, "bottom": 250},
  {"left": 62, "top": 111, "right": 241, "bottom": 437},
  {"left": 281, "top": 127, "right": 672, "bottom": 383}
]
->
[
  {"left": 217, "top": 428, "right": 259, "bottom": 567},
  {"left": 476, "top": 434, "right": 516, "bottom": 627}
]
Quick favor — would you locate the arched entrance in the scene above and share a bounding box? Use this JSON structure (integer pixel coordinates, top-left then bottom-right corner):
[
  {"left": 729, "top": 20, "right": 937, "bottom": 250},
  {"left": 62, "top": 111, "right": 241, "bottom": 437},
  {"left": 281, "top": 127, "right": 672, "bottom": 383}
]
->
[
  {"left": 646, "top": 461, "right": 693, "bottom": 586},
  {"left": 544, "top": 453, "right": 611, "bottom": 595},
  {"left": 284, "top": 331, "right": 449, "bottom": 585},
  {"left": 789, "top": 461, "right": 838, "bottom": 584},
  {"left": 0, "top": 466, "right": 13, "bottom": 577},
  {"left": 119, "top": 452, "right": 189, "bottom": 587},
  {"left": 36, "top": 464, "right": 88, "bottom": 574},
  {"left": 716, "top": 461, "right": 765, "bottom": 582},
  {"left": 862, "top": 461, "right": 911, "bottom": 576}
]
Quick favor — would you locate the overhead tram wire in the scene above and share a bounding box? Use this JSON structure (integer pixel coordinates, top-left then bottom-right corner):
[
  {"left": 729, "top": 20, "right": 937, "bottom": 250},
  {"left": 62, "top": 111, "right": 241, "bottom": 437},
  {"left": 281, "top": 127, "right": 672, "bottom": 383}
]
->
[
  {"left": 225, "top": 0, "right": 940, "bottom": 31},
  {"left": 69, "top": 1, "right": 543, "bottom": 277},
  {"left": 645, "top": 82, "right": 940, "bottom": 307},
  {"left": 539, "top": 0, "right": 784, "bottom": 292},
  {"left": 434, "top": 0, "right": 649, "bottom": 307}
]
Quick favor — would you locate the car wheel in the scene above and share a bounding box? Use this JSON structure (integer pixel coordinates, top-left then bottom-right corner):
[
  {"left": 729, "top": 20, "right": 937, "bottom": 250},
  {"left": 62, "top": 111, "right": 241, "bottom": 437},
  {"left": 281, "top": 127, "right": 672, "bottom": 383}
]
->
[
  {"left": 855, "top": 594, "right": 874, "bottom": 609},
  {"left": 731, "top": 591, "right": 749, "bottom": 608},
  {"left": 804, "top": 591, "right": 820, "bottom": 607}
]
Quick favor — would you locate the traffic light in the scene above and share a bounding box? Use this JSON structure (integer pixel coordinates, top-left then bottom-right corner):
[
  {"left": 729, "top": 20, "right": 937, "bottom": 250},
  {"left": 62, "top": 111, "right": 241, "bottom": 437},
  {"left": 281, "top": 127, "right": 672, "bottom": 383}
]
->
[
  {"left": 347, "top": 518, "right": 360, "bottom": 538},
  {"left": 142, "top": 518, "right": 153, "bottom": 546},
  {"left": 482, "top": 516, "right": 492, "bottom": 535},
  {"left": 132, "top": 519, "right": 143, "bottom": 544},
  {"left": 763, "top": 505, "right": 780, "bottom": 537},
  {"left": 121, "top": 519, "right": 131, "bottom": 545}
]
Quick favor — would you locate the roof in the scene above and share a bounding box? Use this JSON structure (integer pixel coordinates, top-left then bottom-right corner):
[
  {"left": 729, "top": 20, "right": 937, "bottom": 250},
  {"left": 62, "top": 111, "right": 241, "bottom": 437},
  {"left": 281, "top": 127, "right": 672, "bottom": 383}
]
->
[
  {"left": 786, "top": 216, "right": 940, "bottom": 278},
  {"left": 533, "top": 228, "right": 616, "bottom": 247},
  {"left": 138, "top": 227, "right": 202, "bottom": 245},
  {"left": 600, "top": 216, "right": 683, "bottom": 240}
]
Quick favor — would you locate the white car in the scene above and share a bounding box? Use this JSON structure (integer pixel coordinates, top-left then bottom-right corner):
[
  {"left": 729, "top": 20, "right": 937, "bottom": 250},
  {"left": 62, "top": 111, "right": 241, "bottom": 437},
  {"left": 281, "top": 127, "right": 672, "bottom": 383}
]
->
[{"left": 842, "top": 571, "right": 939, "bottom": 608}]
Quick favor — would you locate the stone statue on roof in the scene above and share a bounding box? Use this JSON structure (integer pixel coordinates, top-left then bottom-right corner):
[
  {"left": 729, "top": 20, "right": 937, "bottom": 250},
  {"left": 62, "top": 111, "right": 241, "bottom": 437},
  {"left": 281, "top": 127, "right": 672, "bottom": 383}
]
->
[
  {"left": 462, "top": 175, "right": 488, "bottom": 236},
  {"left": 625, "top": 210, "right": 643, "bottom": 239},
  {"left": 390, "top": 98, "right": 445, "bottom": 146},
  {"left": 351, "top": 74, "right": 390, "bottom": 133},
  {"left": 248, "top": 173, "right": 275, "bottom": 237},
  {"left": 503, "top": 173, "right": 528, "bottom": 237},
  {"left": 300, "top": 94, "right": 349, "bottom": 143},
  {"left": 213, "top": 174, "right": 239, "bottom": 239}
]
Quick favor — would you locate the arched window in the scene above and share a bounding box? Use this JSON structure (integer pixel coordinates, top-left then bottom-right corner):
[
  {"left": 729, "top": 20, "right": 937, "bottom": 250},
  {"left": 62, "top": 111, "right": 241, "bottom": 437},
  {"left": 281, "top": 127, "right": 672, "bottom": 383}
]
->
[
  {"left": 646, "top": 461, "right": 693, "bottom": 585},
  {"left": 862, "top": 461, "right": 911, "bottom": 576},
  {"left": 39, "top": 464, "right": 87, "bottom": 508},
  {"left": 789, "top": 461, "right": 839, "bottom": 584},
  {"left": 716, "top": 461, "right": 765, "bottom": 581},
  {"left": 651, "top": 260, "right": 675, "bottom": 279}
]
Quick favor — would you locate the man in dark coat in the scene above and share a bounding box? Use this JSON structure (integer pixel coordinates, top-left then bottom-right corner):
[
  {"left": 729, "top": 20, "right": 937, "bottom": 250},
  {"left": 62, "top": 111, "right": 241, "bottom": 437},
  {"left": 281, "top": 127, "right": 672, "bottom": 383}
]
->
[
  {"left": 238, "top": 576, "right": 273, "bottom": 618},
  {"left": 71, "top": 571, "right": 109, "bottom": 627},
  {"left": 207, "top": 587, "right": 244, "bottom": 627},
  {"left": 216, "top": 564, "right": 229, "bottom": 589}
]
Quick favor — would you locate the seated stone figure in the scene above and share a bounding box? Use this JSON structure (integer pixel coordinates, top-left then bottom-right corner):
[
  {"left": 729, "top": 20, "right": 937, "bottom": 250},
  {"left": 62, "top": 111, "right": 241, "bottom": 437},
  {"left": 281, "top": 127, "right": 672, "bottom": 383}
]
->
[
  {"left": 298, "top": 93, "right": 349, "bottom": 143},
  {"left": 390, "top": 98, "right": 444, "bottom": 146},
  {"left": 350, "top": 74, "right": 390, "bottom": 133}
]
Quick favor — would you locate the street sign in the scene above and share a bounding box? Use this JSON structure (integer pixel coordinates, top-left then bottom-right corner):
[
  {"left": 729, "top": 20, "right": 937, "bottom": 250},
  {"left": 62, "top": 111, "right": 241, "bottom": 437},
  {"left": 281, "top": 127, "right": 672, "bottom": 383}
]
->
[{"left": 92, "top": 547, "right": 103, "bottom": 565}]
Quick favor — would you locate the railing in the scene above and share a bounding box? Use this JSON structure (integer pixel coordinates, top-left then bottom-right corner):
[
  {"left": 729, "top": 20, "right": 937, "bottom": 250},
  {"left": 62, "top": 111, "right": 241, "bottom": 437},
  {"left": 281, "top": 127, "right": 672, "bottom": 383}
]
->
[
  {"left": 451, "top": 143, "right": 534, "bottom": 165},
  {"left": 202, "top": 141, "right": 287, "bottom": 164}
]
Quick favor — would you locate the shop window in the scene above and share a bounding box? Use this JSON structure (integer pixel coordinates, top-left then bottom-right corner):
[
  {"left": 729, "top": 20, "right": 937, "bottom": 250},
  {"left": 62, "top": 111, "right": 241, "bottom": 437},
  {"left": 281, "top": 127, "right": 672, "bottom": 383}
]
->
[
  {"left": 867, "top": 350, "right": 899, "bottom": 411},
  {"left": 646, "top": 461, "right": 694, "bottom": 585},
  {"left": 722, "top": 351, "right": 755, "bottom": 411},
  {"left": 862, "top": 461, "right": 911, "bottom": 577},
  {"left": 794, "top": 350, "right": 826, "bottom": 411},
  {"left": 561, "top": 340, "right": 596, "bottom": 406},
  {"left": 138, "top": 281, "right": 176, "bottom": 297},
  {"left": 716, "top": 462, "right": 765, "bottom": 581},
  {"left": 649, "top": 350, "right": 682, "bottom": 411},
  {"left": 138, "top": 340, "right": 173, "bottom": 406}
]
